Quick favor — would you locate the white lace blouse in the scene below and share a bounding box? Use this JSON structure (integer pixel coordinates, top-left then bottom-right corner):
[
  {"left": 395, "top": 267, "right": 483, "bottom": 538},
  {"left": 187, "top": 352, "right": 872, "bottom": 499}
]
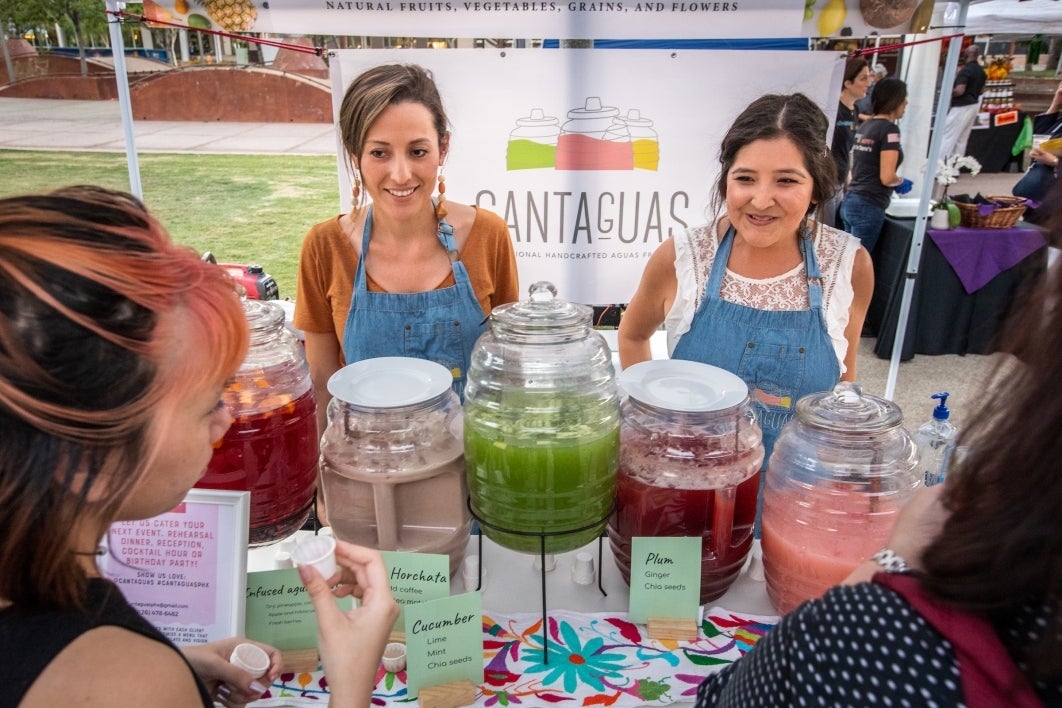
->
[{"left": 664, "top": 220, "right": 861, "bottom": 374}]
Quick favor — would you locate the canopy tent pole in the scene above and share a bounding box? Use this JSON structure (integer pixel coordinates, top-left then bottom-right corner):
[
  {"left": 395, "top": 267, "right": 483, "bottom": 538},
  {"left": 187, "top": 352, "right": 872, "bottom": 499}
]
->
[
  {"left": 105, "top": 0, "right": 143, "bottom": 200},
  {"left": 884, "top": 0, "right": 969, "bottom": 400}
]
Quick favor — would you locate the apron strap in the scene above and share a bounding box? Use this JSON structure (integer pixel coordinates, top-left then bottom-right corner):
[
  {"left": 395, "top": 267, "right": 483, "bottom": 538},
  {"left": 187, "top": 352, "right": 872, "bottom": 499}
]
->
[
  {"left": 800, "top": 226, "right": 825, "bottom": 312},
  {"left": 704, "top": 225, "right": 736, "bottom": 299}
]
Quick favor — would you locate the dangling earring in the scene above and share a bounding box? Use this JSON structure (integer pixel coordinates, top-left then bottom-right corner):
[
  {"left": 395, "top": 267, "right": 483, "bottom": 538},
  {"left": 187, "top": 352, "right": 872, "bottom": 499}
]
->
[
  {"left": 434, "top": 172, "right": 448, "bottom": 220},
  {"left": 351, "top": 168, "right": 362, "bottom": 209},
  {"left": 799, "top": 212, "right": 813, "bottom": 239}
]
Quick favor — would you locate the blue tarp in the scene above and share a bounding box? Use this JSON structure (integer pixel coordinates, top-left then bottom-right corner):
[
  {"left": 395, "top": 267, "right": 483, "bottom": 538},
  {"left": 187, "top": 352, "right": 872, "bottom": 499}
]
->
[{"left": 542, "top": 37, "right": 810, "bottom": 49}]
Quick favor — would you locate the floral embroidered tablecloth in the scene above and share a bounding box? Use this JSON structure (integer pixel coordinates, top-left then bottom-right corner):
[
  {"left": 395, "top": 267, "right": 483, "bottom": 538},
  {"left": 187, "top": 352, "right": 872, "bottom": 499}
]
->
[{"left": 250, "top": 606, "right": 778, "bottom": 707}]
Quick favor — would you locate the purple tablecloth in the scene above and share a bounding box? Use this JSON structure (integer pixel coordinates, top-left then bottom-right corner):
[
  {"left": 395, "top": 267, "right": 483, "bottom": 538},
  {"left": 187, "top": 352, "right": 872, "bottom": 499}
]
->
[{"left": 927, "top": 227, "right": 1047, "bottom": 294}]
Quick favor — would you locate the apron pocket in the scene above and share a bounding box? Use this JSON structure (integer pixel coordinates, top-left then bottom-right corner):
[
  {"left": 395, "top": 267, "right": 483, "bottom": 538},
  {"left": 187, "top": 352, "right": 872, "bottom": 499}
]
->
[
  {"left": 405, "top": 320, "right": 465, "bottom": 381},
  {"left": 736, "top": 340, "right": 807, "bottom": 424}
]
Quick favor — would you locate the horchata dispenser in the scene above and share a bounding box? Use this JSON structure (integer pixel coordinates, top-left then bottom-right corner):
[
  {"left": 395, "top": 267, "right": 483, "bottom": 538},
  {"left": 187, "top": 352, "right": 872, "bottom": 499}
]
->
[
  {"left": 464, "top": 281, "right": 620, "bottom": 554},
  {"left": 608, "top": 360, "right": 764, "bottom": 603},
  {"left": 761, "top": 382, "right": 920, "bottom": 614},
  {"left": 198, "top": 299, "right": 319, "bottom": 546},
  {"left": 319, "top": 357, "right": 470, "bottom": 575}
]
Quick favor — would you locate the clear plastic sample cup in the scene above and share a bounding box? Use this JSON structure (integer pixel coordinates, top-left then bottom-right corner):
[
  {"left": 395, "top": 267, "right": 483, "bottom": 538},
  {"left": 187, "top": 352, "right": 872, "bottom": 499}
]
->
[
  {"left": 291, "top": 535, "right": 337, "bottom": 579},
  {"left": 230, "top": 642, "right": 270, "bottom": 679}
]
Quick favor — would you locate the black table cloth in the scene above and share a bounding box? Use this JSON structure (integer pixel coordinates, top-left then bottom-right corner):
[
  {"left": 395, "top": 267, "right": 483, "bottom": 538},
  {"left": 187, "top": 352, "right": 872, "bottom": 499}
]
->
[
  {"left": 965, "top": 118, "right": 1022, "bottom": 174},
  {"left": 867, "top": 216, "right": 1047, "bottom": 361}
]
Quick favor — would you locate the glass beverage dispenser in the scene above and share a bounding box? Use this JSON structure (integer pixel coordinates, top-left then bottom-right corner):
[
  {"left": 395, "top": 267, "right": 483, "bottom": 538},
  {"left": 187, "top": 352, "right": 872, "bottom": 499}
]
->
[
  {"left": 319, "top": 357, "right": 470, "bottom": 575},
  {"left": 761, "top": 382, "right": 920, "bottom": 614},
  {"left": 608, "top": 360, "right": 763, "bottom": 603},
  {"left": 197, "top": 299, "right": 319, "bottom": 545},
  {"left": 464, "top": 282, "right": 620, "bottom": 554}
]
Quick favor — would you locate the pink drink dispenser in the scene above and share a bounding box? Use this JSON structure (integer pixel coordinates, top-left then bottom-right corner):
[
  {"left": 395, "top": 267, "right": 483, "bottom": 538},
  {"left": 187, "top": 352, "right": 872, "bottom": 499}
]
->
[{"left": 761, "top": 382, "right": 920, "bottom": 614}]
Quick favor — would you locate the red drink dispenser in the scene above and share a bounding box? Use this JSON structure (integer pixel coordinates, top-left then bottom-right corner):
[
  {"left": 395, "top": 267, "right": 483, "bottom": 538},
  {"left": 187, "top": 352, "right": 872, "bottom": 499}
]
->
[
  {"left": 197, "top": 299, "right": 318, "bottom": 545},
  {"left": 607, "top": 360, "right": 764, "bottom": 604}
]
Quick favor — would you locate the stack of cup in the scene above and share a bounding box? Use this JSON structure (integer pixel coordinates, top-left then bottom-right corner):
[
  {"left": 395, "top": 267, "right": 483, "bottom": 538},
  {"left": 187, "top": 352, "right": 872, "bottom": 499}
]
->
[
  {"left": 571, "top": 552, "right": 596, "bottom": 585},
  {"left": 461, "top": 554, "right": 481, "bottom": 591}
]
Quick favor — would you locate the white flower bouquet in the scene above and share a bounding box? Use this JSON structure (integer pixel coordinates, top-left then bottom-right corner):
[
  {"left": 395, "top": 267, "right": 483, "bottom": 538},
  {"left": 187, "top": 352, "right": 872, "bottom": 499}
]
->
[{"left": 933, "top": 155, "right": 982, "bottom": 210}]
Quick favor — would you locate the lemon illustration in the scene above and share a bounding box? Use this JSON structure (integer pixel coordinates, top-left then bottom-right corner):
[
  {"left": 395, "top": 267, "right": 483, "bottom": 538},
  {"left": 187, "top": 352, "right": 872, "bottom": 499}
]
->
[{"left": 818, "top": 0, "right": 847, "bottom": 36}]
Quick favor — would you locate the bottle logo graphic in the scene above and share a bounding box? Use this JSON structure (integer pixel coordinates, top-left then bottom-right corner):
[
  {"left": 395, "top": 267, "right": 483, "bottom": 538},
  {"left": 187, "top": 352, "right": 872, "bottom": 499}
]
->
[
  {"left": 506, "top": 97, "right": 660, "bottom": 172},
  {"left": 506, "top": 108, "right": 561, "bottom": 170}
]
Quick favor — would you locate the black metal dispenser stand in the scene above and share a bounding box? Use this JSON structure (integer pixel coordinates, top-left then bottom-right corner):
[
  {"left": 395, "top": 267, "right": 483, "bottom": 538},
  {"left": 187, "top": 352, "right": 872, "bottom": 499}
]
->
[{"left": 466, "top": 497, "right": 610, "bottom": 663}]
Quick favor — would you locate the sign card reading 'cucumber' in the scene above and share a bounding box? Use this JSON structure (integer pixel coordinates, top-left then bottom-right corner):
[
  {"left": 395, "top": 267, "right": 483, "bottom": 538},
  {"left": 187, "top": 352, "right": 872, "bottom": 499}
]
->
[
  {"left": 628, "top": 536, "right": 702, "bottom": 624},
  {"left": 381, "top": 550, "right": 451, "bottom": 631},
  {"left": 404, "top": 592, "right": 483, "bottom": 697},
  {"left": 244, "top": 568, "right": 353, "bottom": 650}
]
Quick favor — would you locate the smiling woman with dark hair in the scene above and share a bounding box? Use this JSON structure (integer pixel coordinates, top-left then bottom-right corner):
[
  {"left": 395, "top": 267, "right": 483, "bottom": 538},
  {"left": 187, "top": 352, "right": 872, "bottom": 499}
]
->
[
  {"left": 619, "top": 93, "right": 873, "bottom": 530},
  {"left": 691, "top": 178, "right": 1062, "bottom": 706}
]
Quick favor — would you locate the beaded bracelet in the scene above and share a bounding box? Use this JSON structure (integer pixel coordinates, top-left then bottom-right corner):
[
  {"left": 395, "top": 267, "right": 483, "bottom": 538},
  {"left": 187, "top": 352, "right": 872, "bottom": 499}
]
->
[{"left": 872, "top": 548, "right": 911, "bottom": 574}]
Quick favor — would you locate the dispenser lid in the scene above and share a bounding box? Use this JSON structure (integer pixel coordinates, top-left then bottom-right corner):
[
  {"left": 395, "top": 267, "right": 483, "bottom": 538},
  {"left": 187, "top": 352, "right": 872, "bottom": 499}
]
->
[
  {"left": 327, "top": 357, "right": 452, "bottom": 408},
  {"left": 619, "top": 360, "right": 748, "bottom": 412},
  {"left": 489, "top": 281, "right": 591, "bottom": 335},
  {"left": 795, "top": 382, "right": 904, "bottom": 434},
  {"left": 242, "top": 298, "right": 285, "bottom": 332}
]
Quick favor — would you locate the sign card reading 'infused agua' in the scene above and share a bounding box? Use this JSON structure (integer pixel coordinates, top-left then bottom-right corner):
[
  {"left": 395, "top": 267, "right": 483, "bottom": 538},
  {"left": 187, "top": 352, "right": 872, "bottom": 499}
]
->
[
  {"left": 628, "top": 536, "right": 702, "bottom": 624},
  {"left": 244, "top": 568, "right": 353, "bottom": 651}
]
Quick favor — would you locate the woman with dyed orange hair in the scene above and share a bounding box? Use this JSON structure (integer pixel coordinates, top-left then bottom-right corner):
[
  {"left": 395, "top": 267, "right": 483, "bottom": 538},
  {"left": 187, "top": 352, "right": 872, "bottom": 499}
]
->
[{"left": 0, "top": 187, "right": 397, "bottom": 706}]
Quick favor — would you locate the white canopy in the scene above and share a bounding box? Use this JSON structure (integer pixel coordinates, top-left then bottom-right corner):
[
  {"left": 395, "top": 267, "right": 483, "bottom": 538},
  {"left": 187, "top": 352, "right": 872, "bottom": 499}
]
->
[{"left": 966, "top": 0, "right": 1062, "bottom": 35}]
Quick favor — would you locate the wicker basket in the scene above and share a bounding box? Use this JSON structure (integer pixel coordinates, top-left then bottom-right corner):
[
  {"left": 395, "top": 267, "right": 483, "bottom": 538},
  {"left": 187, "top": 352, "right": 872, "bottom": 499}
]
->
[{"left": 954, "top": 196, "right": 1027, "bottom": 229}]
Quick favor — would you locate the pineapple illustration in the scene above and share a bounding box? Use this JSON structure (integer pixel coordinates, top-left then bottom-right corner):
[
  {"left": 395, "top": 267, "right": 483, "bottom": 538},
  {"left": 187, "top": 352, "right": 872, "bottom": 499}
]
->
[{"left": 195, "top": 0, "right": 258, "bottom": 32}]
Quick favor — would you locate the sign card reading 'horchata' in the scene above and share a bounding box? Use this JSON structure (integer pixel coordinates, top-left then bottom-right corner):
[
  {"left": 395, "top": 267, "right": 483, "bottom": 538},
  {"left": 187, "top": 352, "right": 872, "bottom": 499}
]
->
[
  {"left": 628, "top": 536, "right": 702, "bottom": 624},
  {"left": 403, "top": 592, "right": 483, "bottom": 697},
  {"left": 381, "top": 550, "right": 451, "bottom": 631}
]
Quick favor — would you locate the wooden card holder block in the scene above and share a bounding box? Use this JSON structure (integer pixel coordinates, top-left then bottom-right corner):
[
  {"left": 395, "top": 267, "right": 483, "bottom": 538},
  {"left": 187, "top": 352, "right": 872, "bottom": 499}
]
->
[
  {"left": 646, "top": 617, "right": 699, "bottom": 642},
  {"left": 418, "top": 679, "right": 477, "bottom": 708},
  {"left": 280, "top": 647, "right": 320, "bottom": 673},
  {"left": 388, "top": 629, "right": 406, "bottom": 644}
]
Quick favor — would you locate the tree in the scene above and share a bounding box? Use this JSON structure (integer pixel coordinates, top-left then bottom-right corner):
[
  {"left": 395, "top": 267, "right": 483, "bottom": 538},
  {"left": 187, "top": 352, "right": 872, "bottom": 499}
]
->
[{"left": 0, "top": 0, "right": 107, "bottom": 76}]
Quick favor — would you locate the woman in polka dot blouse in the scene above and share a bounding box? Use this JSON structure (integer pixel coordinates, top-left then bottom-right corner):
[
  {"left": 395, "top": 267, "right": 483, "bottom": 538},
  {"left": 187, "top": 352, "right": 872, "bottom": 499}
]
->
[{"left": 696, "top": 183, "right": 1062, "bottom": 706}]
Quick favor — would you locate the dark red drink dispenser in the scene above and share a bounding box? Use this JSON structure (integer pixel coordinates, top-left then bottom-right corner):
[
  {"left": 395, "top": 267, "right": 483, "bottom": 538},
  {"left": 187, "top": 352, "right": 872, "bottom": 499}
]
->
[{"left": 196, "top": 299, "right": 318, "bottom": 545}]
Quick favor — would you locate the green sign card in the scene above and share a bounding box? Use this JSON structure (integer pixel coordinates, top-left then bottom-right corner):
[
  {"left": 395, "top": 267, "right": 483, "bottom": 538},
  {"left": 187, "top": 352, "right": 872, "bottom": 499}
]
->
[
  {"left": 628, "top": 536, "right": 702, "bottom": 624},
  {"left": 381, "top": 550, "right": 451, "bottom": 631},
  {"left": 404, "top": 592, "right": 483, "bottom": 697},
  {"left": 244, "top": 568, "right": 352, "bottom": 650}
]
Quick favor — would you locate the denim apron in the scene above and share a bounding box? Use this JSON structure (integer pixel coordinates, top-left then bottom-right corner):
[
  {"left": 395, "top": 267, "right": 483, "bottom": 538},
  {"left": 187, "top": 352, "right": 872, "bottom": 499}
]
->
[
  {"left": 342, "top": 207, "right": 487, "bottom": 399},
  {"left": 671, "top": 226, "right": 840, "bottom": 530}
]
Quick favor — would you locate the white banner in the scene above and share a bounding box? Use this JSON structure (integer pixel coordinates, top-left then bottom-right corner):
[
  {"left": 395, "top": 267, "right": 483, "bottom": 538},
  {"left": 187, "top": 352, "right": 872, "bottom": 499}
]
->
[
  {"left": 331, "top": 48, "right": 843, "bottom": 304},
  {"left": 143, "top": 0, "right": 921, "bottom": 41}
]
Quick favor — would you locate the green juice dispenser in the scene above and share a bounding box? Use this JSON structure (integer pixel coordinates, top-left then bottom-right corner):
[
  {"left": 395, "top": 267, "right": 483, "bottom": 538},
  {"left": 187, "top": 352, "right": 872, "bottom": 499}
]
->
[{"left": 464, "top": 281, "right": 620, "bottom": 554}]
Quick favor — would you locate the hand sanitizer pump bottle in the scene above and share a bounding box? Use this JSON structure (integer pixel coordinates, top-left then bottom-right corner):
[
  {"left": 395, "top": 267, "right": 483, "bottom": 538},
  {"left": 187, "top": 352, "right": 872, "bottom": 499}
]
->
[{"left": 915, "top": 392, "right": 958, "bottom": 487}]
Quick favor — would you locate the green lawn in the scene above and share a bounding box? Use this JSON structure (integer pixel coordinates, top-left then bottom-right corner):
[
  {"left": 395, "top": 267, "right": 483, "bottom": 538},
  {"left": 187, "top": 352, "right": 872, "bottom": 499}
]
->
[{"left": 0, "top": 150, "right": 342, "bottom": 298}]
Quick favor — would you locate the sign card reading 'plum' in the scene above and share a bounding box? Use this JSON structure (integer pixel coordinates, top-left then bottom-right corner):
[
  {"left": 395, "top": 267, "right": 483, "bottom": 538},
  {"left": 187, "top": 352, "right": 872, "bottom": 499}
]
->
[
  {"left": 628, "top": 536, "right": 702, "bottom": 624},
  {"left": 404, "top": 593, "right": 483, "bottom": 697},
  {"left": 382, "top": 550, "right": 451, "bottom": 631}
]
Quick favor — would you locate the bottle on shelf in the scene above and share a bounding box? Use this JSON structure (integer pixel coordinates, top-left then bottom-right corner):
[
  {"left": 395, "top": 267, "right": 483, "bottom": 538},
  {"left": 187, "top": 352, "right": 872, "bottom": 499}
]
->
[{"left": 914, "top": 392, "right": 958, "bottom": 487}]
